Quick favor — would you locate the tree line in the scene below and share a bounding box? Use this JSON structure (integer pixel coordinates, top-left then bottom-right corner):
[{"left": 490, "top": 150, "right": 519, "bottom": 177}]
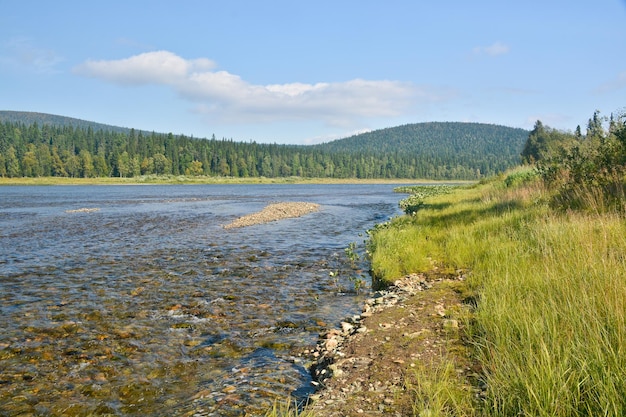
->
[
  {"left": 522, "top": 109, "right": 626, "bottom": 211},
  {"left": 0, "top": 119, "right": 525, "bottom": 180}
]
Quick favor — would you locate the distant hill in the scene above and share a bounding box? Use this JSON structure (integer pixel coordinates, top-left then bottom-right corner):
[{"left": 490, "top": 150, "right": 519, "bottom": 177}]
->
[
  {"left": 0, "top": 111, "right": 136, "bottom": 135},
  {"left": 315, "top": 122, "right": 529, "bottom": 178},
  {"left": 0, "top": 111, "right": 529, "bottom": 180}
]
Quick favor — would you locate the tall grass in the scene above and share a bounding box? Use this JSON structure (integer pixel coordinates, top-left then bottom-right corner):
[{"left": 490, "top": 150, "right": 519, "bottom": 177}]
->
[
  {"left": 474, "top": 213, "right": 626, "bottom": 416},
  {"left": 368, "top": 168, "right": 626, "bottom": 416}
]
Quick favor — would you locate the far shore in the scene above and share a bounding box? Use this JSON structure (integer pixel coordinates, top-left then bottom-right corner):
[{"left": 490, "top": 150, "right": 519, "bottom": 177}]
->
[{"left": 0, "top": 175, "right": 473, "bottom": 186}]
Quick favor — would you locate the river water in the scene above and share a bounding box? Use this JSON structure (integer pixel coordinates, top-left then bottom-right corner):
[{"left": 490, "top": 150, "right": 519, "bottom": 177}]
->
[{"left": 0, "top": 184, "right": 404, "bottom": 416}]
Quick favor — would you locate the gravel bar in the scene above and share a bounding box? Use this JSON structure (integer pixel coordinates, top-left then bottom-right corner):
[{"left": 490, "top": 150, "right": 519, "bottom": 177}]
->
[{"left": 223, "top": 202, "right": 320, "bottom": 229}]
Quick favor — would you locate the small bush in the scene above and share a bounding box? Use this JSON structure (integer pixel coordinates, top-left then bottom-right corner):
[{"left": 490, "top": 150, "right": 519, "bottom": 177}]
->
[{"left": 396, "top": 185, "right": 456, "bottom": 215}]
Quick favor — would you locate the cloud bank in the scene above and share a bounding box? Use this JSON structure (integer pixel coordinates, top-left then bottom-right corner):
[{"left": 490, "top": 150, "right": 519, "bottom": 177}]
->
[{"left": 74, "top": 51, "right": 446, "bottom": 126}]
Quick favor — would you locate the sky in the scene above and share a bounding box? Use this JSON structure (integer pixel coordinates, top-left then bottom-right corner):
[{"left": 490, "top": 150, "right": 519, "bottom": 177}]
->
[{"left": 1, "top": 1, "right": 625, "bottom": 145}]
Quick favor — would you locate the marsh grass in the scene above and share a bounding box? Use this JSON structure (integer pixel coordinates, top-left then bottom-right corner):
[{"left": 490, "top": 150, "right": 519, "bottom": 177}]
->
[{"left": 369, "top": 168, "right": 626, "bottom": 416}]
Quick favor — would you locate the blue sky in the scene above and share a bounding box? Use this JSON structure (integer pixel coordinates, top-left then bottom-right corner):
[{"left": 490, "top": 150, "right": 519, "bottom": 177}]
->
[{"left": 1, "top": 1, "right": 625, "bottom": 144}]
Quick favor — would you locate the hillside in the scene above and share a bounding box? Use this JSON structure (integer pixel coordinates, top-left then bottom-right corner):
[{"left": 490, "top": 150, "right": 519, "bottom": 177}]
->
[
  {"left": 315, "top": 122, "right": 529, "bottom": 177},
  {"left": 0, "top": 111, "right": 134, "bottom": 135},
  {"left": 0, "top": 111, "right": 528, "bottom": 180}
]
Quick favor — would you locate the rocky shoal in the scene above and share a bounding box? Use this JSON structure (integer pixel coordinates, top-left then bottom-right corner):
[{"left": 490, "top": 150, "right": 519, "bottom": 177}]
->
[{"left": 223, "top": 202, "right": 320, "bottom": 229}]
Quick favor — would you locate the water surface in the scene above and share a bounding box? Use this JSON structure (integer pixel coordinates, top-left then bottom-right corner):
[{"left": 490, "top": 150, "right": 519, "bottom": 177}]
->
[{"left": 0, "top": 184, "right": 402, "bottom": 416}]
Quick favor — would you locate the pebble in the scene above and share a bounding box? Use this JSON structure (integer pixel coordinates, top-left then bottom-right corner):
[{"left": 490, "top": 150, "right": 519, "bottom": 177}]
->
[
  {"left": 306, "top": 272, "right": 454, "bottom": 409},
  {"left": 443, "top": 319, "right": 459, "bottom": 329},
  {"left": 223, "top": 202, "right": 320, "bottom": 229},
  {"left": 341, "top": 322, "right": 354, "bottom": 333}
]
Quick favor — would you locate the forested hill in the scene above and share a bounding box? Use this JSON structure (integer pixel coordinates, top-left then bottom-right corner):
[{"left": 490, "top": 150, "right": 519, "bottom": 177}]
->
[
  {"left": 0, "top": 111, "right": 134, "bottom": 135},
  {"left": 315, "top": 122, "right": 529, "bottom": 178},
  {"left": 0, "top": 111, "right": 528, "bottom": 180}
]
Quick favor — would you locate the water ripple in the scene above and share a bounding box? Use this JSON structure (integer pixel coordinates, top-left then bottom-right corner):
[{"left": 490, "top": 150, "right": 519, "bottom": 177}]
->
[{"left": 0, "top": 184, "right": 401, "bottom": 415}]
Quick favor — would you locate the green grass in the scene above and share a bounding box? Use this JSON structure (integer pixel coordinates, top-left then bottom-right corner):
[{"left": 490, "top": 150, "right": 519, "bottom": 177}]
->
[
  {"left": 264, "top": 398, "right": 315, "bottom": 417},
  {"left": 407, "top": 359, "right": 475, "bottom": 417},
  {"left": 368, "top": 167, "right": 626, "bottom": 416}
]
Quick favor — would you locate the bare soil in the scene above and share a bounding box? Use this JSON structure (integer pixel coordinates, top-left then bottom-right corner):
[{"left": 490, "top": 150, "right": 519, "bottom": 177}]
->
[{"left": 304, "top": 273, "right": 476, "bottom": 416}]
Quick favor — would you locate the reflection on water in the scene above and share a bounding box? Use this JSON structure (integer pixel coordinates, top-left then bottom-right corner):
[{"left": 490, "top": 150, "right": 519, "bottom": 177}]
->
[{"left": 0, "top": 184, "right": 402, "bottom": 416}]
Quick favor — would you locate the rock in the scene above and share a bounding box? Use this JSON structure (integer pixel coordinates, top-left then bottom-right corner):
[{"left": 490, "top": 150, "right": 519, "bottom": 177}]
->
[
  {"left": 443, "top": 319, "right": 459, "bottom": 329},
  {"left": 222, "top": 385, "right": 236, "bottom": 394},
  {"left": 341, "top": 322, "right": 354, "bottom": 334},
  {"left": 435, "top": 304, "right": 446, "bottom": 317},
  {"left": 325, "top": 337, "right": 339, "bottom": 351}
]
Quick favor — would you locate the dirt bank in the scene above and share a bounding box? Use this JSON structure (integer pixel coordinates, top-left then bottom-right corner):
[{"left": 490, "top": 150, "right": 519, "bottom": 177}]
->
[
  {"left": 302, "top": 272, "right": 476, "bottom": 416},
  {"left": 223, "top": 202, "right": 320, "bottom": 229}
]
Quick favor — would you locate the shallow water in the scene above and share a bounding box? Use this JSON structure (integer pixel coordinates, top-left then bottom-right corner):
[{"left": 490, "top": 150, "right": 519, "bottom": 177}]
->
[{"left": 0, "top": 184, "right": 403, "bottom": 416}]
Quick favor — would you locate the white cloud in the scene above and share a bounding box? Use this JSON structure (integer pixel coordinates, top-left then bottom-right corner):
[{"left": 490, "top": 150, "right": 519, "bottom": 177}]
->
[
  {"left": 74, "top": 50, "right": 448, "bottom": 126},
  {"left": 473, "top": 41, "right": 510, "bottom": 57},
  {"left": 1, "top": 37, "right": 63, "bottom": 73},
  {"left": 74, "top": 50, "right": 215, "bottom": 85}
]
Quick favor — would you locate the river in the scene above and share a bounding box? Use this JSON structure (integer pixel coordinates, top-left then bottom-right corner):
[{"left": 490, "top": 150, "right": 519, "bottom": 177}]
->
[{"left": 0, "top": 184, "right": 405, "bottom": 416}]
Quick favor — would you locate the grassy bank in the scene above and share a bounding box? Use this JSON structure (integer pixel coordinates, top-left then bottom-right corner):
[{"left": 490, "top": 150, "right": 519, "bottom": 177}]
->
[
  {"left": 367, "top": 167, "right": 626, "bottom": 416},
  {"left": 0, "top": 175, "right": 462, "bottom": 186}
]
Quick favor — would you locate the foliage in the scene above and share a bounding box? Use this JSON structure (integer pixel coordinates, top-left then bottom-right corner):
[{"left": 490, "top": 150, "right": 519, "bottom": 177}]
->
[
  {"left": 530, "top": 110, "right": 626, "bottom": 212},
  {"left": 344, "top": 241, "right": 359, "bottom": 267},
  {"left": 502, "top": 166, "right": 540, "bottom": 188},
  {"left": 520, "top": 120, "right": 578, "bottom": 164},
  {"left": 398, "top": 194, "right": 425, "bottom": 215},
  {"left": 0, "top": 112, "right": 528, "bottom": 180},
  {"left": 395, "top": 185, "right": 456, "bottom": 215}
]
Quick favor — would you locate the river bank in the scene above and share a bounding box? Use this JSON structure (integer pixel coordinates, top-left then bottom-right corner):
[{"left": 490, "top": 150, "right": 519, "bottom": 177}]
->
[
  {"left": 315, "top": 168, "right": 626, "bottom": 417},
  {"left": 294, "top": 271, "right": 475, "bottom": 416}
]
